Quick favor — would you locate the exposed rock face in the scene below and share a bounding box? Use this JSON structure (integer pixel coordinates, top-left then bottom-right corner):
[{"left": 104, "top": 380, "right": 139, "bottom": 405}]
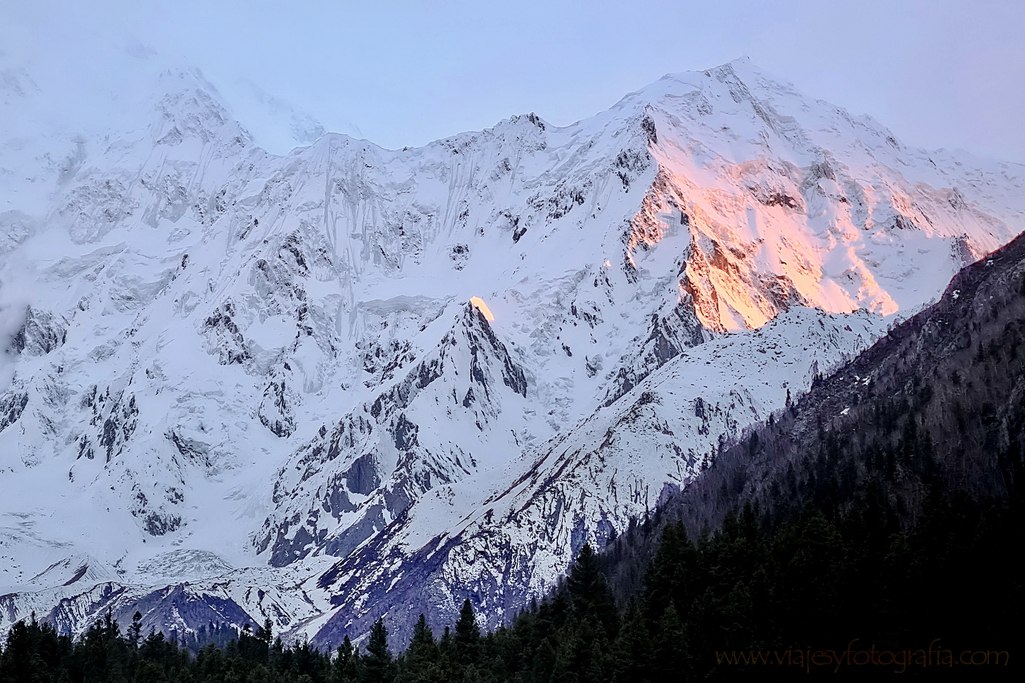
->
[{"left": 11, "top": 307, "right": 68, "bottom": 357}]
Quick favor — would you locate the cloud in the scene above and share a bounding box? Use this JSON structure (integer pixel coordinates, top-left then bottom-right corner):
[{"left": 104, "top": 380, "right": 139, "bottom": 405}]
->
[{"left": 0, "top": 273, "right": 30, "bottom": 392}]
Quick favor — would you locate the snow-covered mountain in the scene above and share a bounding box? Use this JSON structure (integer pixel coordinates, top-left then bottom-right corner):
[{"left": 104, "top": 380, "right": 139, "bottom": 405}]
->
[{"left": 1, "top": 53, "right": 1023, "bottom": 645}]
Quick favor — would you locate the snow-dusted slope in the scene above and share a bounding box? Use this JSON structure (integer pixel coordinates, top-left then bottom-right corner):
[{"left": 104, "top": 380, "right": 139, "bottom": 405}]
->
[
  {"left": 308, "top": 307, "right": 886, "bottom": 644},
  {"left": 1, "top": 54, "right": 1022, "bottom": 644}
]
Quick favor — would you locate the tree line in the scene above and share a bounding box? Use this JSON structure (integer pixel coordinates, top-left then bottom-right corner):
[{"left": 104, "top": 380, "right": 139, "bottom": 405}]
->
[{"left": 3, "top": 475, "right": 1019, "bottom": 680}]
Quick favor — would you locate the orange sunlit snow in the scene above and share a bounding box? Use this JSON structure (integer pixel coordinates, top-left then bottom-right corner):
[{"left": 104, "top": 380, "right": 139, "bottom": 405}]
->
[{"left": 469, "top": 296, "right": 495, "bottom": 321}]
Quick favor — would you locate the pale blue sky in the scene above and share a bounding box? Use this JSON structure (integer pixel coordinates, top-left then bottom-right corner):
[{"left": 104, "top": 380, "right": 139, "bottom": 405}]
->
[{"left": 4, "top": 0, "right": 1024, "bottom": 161}]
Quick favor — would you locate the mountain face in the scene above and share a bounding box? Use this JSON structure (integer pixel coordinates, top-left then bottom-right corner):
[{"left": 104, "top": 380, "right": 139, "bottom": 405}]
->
[
  {"left": 599, "top": 227, "right": 1025, "bottom": 611},
  {"left": 683, "top": 227, "right": 1025, "bottom": 527},
  {"left": 1, "top": 54, "right": 1023, "bottom": 645}
]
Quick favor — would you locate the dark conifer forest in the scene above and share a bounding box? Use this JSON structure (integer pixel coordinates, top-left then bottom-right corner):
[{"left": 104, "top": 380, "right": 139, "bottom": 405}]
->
[{"left": 4, "top": 230, "right": 1023, "bottom": 680}]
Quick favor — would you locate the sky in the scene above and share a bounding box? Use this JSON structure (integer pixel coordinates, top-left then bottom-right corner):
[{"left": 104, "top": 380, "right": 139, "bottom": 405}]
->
[{"left": 2, "top": 0, "right": 1024, "bottom": 160}]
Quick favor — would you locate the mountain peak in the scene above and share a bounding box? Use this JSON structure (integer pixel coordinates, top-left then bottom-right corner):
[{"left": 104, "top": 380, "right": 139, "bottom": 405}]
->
[
  {"left": 620, "top": 57, "right": 783, "bottom": 103},
  {"left": 657, "top": 55, "right": 757, "bottom": 82},
  {"left": 701, "top": 54, "right": 762, "bottom": 79},
  {"left": 149, "top": 69, "right": 252, "bottom": 148},
  {"left": 2, "top": 55, "right": 1025, "bottom": 648}
]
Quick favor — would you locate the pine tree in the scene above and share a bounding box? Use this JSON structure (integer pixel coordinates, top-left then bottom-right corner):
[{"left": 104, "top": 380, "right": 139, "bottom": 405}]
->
[
  {"left": 651, "top": 603, "right": 688, "bottom": 680},
  {"left": 585, "top": 627, "right": 614, "bottom": 683},
  {"left": 644, "top": 521, "right": 695, "bottom": 617},
  {"left": 565, "top": 544, "right": 619, "bottom": 638},
  {"left": 128, "top": 611, "right": 143, "bottom": 649},
  {"left": 612, "top": 604, "right": 651, "bottom": 683},
  {"left": 396, "top": 614, "right": 438, "bottom": 683},
  {"left": 453, "top": 599, "right": 481, "bottom": 668},
  {"left": 550, "top": 618, "right": 586, "bottom": 683},
  {"left": 529, "top": 636, "right": 558, "bottom": 683},
  {"left": 362, "top": 618, "right": 394, "bottom": 683},
  {"left": 334, "top": 635, "right": 361, "bottom": 683},
  {"left": 256, "top": 616, "right": 273, "bottom": 644}
]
